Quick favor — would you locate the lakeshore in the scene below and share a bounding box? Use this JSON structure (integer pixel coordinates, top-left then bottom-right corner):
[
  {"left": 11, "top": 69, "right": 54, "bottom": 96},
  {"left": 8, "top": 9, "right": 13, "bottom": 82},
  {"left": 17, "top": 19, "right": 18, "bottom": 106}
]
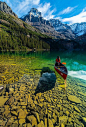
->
[
  {"left": 0, "top": 51, "right": 86, "bottom": 127},
  {"left": 0, "top": 72, "right": 86, "bottom": 127}
]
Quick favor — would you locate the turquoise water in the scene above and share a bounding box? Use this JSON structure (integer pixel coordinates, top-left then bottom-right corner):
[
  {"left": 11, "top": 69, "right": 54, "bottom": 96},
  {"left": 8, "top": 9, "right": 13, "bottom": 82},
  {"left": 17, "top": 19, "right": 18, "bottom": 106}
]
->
[{"left": 0, "top": 50, "right": 86, "bottom": 81}]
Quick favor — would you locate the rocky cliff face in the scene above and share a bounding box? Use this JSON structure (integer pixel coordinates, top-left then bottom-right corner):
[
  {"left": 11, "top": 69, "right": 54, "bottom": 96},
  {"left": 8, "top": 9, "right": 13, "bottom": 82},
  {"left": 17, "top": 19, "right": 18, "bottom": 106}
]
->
[
  {"left": 70, "top": 22, "right": 86, "bottom": 36},
  {"left": 49, "top": 19, "right": 75, "bottom": 39},
  {"left": 21, "top": 8, "right": 51, "bottom": 26},
  {"left": 0, "top": 1, "right": 17, "bottom": 17},
  {"left": 21, "top": 8, "right": 75, "bottom": 40}
]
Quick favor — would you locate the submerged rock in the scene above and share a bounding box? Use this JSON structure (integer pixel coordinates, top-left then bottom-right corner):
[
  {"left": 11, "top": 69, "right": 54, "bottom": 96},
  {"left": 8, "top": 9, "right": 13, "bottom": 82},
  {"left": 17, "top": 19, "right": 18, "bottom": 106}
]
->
[
  {"left": 68, "top": 95, "right": 81, "bottom": 104},
  {"left": 35, "top": 72, "right": 56, "bottom": 94},
  {"left": 0, "top": 96, "right": 8, "bottom": 107},
  {"left": 27, "top": 115, "right": 37, "bottom": 126}
]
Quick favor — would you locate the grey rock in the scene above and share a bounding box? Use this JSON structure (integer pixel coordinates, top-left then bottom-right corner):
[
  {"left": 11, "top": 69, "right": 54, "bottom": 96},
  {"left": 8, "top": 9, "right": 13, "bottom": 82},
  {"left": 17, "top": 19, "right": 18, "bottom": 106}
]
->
[
  {"left": 21, "top": 8, "right": 75, "bottom": 40},
  {"left": 35, "top": 72, "right": 56, "bottom": 94},
  {"left": 0, "top": 1, "right": 17, "bottom": 17}
]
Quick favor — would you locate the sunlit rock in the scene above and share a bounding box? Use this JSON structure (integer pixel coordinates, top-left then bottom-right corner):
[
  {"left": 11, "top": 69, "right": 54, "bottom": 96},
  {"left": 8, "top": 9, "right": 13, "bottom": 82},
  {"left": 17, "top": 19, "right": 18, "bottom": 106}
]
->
[
  {"left": 27, "top": 115, "right": 37, "bottom": 126},
  {"left": 82, "top": 117, "right": 86, "bottom": 126},
  {"left": 26, "top": 123, "right": 32, "bottom": 127},
  {"left": 31, "top": 111, "right": 40, "bottom": 123},
  {"left": 68, "top": 95, "right": 81, "bottom": 103},
  {"left": 48, "top": 119, "right": 54, "bottom": 127},
  {"left": 18, "top": 109, "right": 26, "bottom": 119},
  {"left": 59, "top": 116, "right": 68, "bottom": 125},
  {"left": 19, "top": 119, "right": 25, "bottom": 124},
  {"left": 37, "top": 120, "right": 44, "bottom": 127},
  {"left": 11, "top": 111, "right": 18, "bottom": 116},
  {"left": 74, "top": 106, "right": 80, "bottom": 113},
  {"left": 0, "top": 96, "right": 8, "bottom": 107}
]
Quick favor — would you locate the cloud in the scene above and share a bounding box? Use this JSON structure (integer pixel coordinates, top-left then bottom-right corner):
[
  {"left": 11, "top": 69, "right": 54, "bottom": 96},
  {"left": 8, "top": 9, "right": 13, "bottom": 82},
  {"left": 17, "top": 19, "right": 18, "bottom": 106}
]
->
[
  {"left": 1, "top": 0, "right": 55, "bottom": 19},
  {"left": 58, "top": 6, "right": 76, "bottom": 15},
  {"left": 32, "top": 0, "right": 40, "bottom": 5},
  {"left": 44, "top": 9, "right": 55, "bottom": 19},
  {"left": 37, "top": 3, "right": 51, "bottom": 16},
  {"left": 37, "top": 3, "right": 56, "bottom": 20},
  {"left": 13, "top": 0, "right": 40, "bottom": 17},
  {"left": 15, "top": 0, "right": 31, "bottom": 12},
  {"left": 62, "top": 7, "right": 86, "bottom": 24}
]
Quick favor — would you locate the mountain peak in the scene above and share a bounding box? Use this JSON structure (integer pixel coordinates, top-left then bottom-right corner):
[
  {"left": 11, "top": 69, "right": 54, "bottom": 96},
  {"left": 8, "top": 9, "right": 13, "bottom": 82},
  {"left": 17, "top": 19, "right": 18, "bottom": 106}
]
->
[
  {"left": 27, "top": 8, "right": 42, "bottom": 18},
  {"left": 0, "top": 1, "right": 17, "bottom": 17}
]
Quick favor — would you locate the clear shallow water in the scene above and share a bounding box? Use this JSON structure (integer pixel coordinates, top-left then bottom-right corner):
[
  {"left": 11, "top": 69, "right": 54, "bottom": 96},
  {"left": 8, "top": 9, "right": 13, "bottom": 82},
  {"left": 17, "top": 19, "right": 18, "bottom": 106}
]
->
[
  {"left": 0, "top": 50, "right": 86, "bottom": 127},
  {"left": 0, "top": 50, "right": 86, "bottom": 83}
]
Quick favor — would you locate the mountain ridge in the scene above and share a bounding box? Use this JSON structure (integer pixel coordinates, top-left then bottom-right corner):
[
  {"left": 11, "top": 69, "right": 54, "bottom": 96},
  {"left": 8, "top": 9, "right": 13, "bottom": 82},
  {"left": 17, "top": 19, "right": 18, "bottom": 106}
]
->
[
  {"left": 21, "top": 8, "right": 86, "bottom": 38},
  {"left": 0, "top": 1, "right": 86, "bottom": 51},
  {"left": 21, "top": 8, "right": 76, "bottom": 40},
  {"left": 0, "top": 1, "right": 17, "bottom": 17}
]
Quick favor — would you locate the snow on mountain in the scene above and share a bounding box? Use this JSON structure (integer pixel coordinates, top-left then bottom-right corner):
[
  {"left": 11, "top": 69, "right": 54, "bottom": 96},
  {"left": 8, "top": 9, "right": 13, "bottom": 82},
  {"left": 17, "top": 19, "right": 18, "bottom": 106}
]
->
[
  {"left": 49, "top": 19, "right": 72, "bottom": 31},
  {"left": 70, "top": 22, "right": 86, "bottom": 36},
  {"left": 21, "top": 8, "right": 76, "bottom": 39},
  {"left": 29, "top": 8, "right": 41, "bottom": 17}
]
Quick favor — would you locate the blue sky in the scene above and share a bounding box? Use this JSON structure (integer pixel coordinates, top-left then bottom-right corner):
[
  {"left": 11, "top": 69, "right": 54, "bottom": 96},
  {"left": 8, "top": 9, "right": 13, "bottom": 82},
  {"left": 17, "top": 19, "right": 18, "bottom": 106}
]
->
[{"left": 1, "top": 0, "right": 86, "bottom": 24}]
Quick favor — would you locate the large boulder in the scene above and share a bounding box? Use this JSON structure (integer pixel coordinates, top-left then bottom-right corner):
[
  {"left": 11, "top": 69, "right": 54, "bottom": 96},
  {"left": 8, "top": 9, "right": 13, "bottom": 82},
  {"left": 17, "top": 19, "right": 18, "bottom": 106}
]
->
[{"left": 35, "top": 72, "right": 56, "bottom": 94}]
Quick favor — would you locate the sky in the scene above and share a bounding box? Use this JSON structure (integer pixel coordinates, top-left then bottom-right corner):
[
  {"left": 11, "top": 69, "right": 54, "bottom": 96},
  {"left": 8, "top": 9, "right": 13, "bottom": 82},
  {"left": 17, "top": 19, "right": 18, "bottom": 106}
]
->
[{"left": 1, "top": 0, "right": 86, "bottom": 25}]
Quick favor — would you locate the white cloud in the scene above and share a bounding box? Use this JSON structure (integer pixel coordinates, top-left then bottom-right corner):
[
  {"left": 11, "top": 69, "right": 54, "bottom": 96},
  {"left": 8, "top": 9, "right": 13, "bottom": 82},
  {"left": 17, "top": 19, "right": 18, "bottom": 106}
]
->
[
  {"left": 2, "top": 0, "right": 55, "bottom": 19},
  {"left": 14, "top": 0, "right": 40, "bottom": 17},
  {"left": 44, "top": 9, "right": 55, "bottom": 19},
  {"left": 37, "top": 3, "right": 51, "bottom": 16},
  {"left": 62, "top": 7, "right": 86, "bottom": 24},
  {"left": 32, "top": 0, "right": 40, "bottom": 5},
  {"left": 15, "top": 0, "right": 31, "bottom": 12},
  {"left": 58, "top": 6, "right": 76, "bottom": 15},
  {"left": 37, "top": 3, "right": 56, "bottom": 20}
]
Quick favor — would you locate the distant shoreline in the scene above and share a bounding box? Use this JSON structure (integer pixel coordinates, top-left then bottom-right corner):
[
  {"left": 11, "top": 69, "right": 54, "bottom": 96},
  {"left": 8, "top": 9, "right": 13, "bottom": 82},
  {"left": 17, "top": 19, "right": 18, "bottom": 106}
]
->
[{"left": 0, "top": 49, "right": 50, "bottom": 52}]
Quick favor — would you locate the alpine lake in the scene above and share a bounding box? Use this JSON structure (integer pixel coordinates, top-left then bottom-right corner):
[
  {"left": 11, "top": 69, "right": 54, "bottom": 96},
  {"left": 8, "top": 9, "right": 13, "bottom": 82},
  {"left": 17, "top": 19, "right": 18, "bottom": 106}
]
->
[{"left": 0, "top": 50, "right": 86, "bottom": 127}]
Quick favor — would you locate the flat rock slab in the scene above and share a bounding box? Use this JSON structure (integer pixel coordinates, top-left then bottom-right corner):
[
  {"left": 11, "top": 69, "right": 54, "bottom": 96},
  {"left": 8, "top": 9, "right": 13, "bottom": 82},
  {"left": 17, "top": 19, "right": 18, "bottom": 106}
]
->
[
  {"left": 0, "top": 97, "right": 8, "bottom": 107},
  {"left": 68, "top": 95, "right": 81, "bottom": 104}
]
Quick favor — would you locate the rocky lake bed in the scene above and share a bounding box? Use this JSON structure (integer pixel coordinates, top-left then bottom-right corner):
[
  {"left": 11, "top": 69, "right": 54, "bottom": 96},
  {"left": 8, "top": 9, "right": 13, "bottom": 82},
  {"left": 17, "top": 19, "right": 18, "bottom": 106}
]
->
[
  {"left": 0, "top": 52, "right": 86, "bottom": 127},
  {"left": 0, "top": 68, "right": 86, "bottom": 127}
]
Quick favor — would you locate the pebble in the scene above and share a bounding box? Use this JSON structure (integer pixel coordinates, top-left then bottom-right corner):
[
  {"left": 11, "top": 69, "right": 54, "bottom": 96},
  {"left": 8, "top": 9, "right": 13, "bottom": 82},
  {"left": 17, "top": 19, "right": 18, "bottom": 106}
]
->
[{"left": 0, "top": 74, "right": 86, "bottom": 127}]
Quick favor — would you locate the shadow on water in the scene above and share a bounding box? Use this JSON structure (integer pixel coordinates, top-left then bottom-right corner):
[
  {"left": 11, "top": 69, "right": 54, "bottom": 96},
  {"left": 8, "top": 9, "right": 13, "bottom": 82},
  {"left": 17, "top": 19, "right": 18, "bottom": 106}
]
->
[{"left": 34, "top": 67, "right": 56, "bottom": 95}]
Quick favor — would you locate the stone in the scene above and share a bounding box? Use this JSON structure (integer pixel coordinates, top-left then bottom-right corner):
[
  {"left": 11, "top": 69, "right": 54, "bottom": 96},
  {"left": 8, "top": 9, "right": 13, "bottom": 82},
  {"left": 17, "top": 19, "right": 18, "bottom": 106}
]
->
[
  {"left": 0, "top": 108, "right": 4, "bottom": 113},
  {"left": 60, "top": 123, "right": 65, "bottom": 127},
  {"left": 44, "top": 118, "right": 47, "bottom": 127},
  {"left": 18, "top": 109, "right": 26, "bottom": 119},
  {"left": 5, "top": 118, "right": 13, "bottom": 126},
  {"left": 82, "top": 117, "right": 86, "bottom": 126},
  {"left": 20, "top": 102, "right": 27, "bottom": 106},
  {"left": 59, "top": 116, "right": 68, "bottom": 124},
  {"left": 0, "top": 120, "right": 7, "bottom": 126},
  {"left": 11, "top": 106, "right": 18, "bottom": 110},
  {"left": 11, "top": 111, "right": 18, "bottom": 116},
  {"left": 31, "top": 111, "right": 40, "bottom": 123},
  {"left": 27, "top": 115, "right": 37, "bottom": 126},
  {"left": 0, "top": 96, "right": 8, "bottom": 106},
  {"left": 6, "top": 92, "right": 9, "bottom": 96},
  {"left": 11, "top": 123, "right": 18, "bottom": 127},
  {"left": 74, "top": 106, "right": 80, "bottom": 113},
  {"left": 9, "top": 88, "right": 14, "bottom": 93},
  {"left": 37, "top": 121, "right": 45, "bottom": 127},
  {"left": 68, "top": 95, "right": 81, "bottom": 104},
  {"left": 19, "top": 119, "right": 25, "bottom": 124},
  {"left": 6, "top": 96, "right": 14, "bottom": 105},
  {"left": 48, "top": 119, "right": 54, "bottom": 127},
  {"left": 3, "top": 110, "right": 10, "bottom": 117},
  {"left": 26, "top": 123, "right": 32, "bottom": 127},
  {"left": 52, "top": 119, "right": 56, "bottom": 124}
]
